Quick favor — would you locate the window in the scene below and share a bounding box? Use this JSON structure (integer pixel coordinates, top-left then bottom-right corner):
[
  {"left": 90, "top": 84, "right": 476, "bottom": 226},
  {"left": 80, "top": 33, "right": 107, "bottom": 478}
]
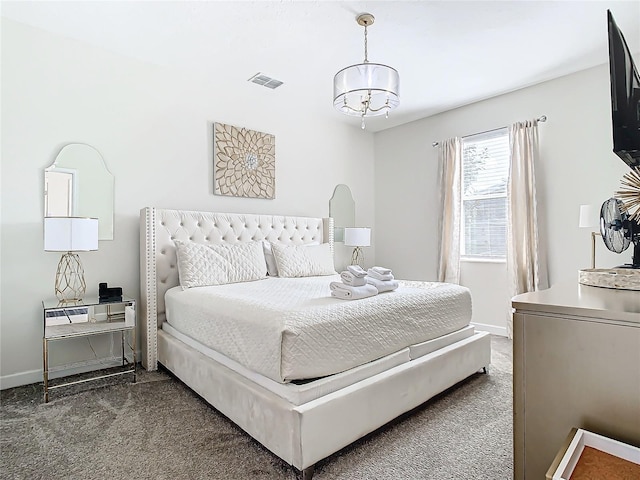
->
[{"left": 461, "top": 128, "right": 509, "bottom": 259}]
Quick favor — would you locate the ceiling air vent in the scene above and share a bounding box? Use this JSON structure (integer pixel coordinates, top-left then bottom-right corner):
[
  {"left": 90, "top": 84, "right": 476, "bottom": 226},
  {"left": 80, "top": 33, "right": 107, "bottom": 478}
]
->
[{"left": 248, "top": 73, "right": 284, "bottom": 89}]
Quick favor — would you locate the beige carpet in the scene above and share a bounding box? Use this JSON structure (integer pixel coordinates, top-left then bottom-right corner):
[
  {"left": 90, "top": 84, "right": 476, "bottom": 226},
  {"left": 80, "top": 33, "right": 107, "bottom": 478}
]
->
[{"left": 0, "top": 336, "right": 512, "bottom": 479}]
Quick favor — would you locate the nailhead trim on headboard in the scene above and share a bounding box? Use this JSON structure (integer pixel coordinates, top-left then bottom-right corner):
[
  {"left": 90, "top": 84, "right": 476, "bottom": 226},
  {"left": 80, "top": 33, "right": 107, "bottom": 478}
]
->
[{"left": 139, "top": 207, "right": 334, "bottom": 370}]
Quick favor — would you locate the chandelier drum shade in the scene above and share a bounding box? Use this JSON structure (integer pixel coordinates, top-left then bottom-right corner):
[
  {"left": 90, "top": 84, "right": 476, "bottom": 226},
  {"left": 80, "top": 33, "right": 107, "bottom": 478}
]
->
[{"left": 333, "top": 13, "right": 400, "bottom": 129}]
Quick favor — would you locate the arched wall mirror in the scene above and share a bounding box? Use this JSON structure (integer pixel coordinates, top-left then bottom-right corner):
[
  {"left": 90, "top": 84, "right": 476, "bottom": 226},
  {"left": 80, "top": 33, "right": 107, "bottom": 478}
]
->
[
  {"left": 329, "top": 184, "right": 355, "bottom": 243},
  {"left": 44, "top": 144, "right": 114, "bottom": 240}
]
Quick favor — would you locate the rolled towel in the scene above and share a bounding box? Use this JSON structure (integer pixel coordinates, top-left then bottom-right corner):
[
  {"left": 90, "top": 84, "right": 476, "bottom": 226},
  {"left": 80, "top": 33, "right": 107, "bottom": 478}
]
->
[
  {"left": 367, "top": 269, "right": 394, "bottom": 281},
  {"left": 370, "top": 266, "right": 392, "bottom": 275},
  {"left": 366, "top": 276, "right": 399, "bottom": 293},
  {"left": 330, "top": 282, "right": 378, "bottom": 300},
  {"left": 347, "top": 265, "right": 368, "bottom": 278},
  {"left": 340, "top": 271, "right": 367, "bottom": 287}
]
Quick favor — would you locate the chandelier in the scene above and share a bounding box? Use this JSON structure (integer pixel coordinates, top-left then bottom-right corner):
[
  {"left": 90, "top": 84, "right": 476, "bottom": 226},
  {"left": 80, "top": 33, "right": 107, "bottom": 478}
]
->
[{"left": 333, "top": 13, "right": 400, "bottom": 129}]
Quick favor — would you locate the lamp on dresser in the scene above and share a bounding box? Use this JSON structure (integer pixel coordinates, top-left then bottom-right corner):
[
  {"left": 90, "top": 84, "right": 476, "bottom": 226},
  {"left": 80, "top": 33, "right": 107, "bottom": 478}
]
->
[
  {"left": 44, "top": 217, "right": 98, "bottom": 302},
  {"left": 344, "top": 227, "right": 371, "bottom": 268}
]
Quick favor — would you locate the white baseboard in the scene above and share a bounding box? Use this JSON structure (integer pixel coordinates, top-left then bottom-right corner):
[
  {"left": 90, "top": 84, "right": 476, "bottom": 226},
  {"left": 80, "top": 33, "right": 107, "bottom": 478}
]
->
[
  {"left": 0, "top": 368, "right": 43, "bottom": 390},
  {"left": 471, "top": 322, "right": 508, "bottom": 337},
  {"left": 0, "top": 354, "right": 137, "bottom": 390}
]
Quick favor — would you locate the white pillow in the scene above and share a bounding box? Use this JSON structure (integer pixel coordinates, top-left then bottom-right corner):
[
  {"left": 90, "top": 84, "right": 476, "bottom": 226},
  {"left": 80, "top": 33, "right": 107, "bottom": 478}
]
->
[
  {"left": 175, "top": 240, "right": 267, "bottom": 288},
  {"left": 271, "top": 243, "right": 336, "bottom": 278},
  {"left": 263, "top": 241, "right": 321, "bottom": 276}
]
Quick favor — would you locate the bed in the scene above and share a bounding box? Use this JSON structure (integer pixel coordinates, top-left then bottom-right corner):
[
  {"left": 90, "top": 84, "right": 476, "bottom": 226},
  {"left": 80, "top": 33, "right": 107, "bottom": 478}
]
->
[{"left": 140, "top": 207, "right": 491, "bottom": 479}]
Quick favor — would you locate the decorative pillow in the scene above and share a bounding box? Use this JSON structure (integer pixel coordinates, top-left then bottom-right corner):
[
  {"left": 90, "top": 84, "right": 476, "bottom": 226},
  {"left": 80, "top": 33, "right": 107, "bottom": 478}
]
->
[
  {"left": 271, "top": 243, "right": 336, "bottom": 278},
  {"left": 175, "top": 240, "right": 267, "bottom": 288},
  {"left": 263, "top": 241, "right": 321, "bottom": 276}
]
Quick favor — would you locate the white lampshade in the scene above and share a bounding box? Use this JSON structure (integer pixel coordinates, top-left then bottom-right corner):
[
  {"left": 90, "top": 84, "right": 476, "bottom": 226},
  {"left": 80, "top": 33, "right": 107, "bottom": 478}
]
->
[
  {"left": 578, "top": 205, "right": 597, "bottom": 228},
  {"left": 44, "top": 217, "right": 99, "bottom": 252},
  {"left": 344, "top": 227, "right": 371, "bottom": 247},
  {"left": 333, "top": 63, "right": 400, "bottom": 117}
]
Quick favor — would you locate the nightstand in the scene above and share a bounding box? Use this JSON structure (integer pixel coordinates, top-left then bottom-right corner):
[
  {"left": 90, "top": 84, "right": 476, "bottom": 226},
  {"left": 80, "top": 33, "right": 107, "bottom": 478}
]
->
[{"left": 42, "top": 296, "right": 136, "bottom": 402}]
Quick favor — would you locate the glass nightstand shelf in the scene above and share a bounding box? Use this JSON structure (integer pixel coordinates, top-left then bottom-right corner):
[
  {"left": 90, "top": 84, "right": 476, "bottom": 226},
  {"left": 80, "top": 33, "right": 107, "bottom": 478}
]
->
[{"left": 42, "top": 296, "right": 136, "bottom": 402}]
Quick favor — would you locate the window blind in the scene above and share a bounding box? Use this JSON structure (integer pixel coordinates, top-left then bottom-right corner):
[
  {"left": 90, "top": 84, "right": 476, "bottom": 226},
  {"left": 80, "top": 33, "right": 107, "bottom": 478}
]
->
[{"left": 461, "top": 128, "right": 509, "bottom": 258}]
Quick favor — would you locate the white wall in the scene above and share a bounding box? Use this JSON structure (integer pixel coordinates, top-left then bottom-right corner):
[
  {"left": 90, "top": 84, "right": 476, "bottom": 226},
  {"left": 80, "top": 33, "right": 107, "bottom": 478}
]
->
[
  {"left": 375, "top": 64, "right": 631, "bottom": 335},
  {"left": 0, "top": 19, "right": 375, "bottom": 388}
]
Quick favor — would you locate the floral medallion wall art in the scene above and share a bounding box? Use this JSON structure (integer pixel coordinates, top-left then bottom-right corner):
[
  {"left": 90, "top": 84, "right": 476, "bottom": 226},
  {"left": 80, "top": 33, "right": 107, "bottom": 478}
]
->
[{"left": 213, "top": 123, "right": 275, "bottom": 199}]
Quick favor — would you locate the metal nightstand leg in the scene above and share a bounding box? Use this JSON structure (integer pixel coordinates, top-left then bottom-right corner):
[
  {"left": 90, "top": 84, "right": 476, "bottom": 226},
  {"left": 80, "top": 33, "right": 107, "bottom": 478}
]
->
[
  {"left": 132, "top": 324, "right": 137, "bottom": 383},
  {"left": 43, "top": 337, "right": 49, "bottom": 403}
]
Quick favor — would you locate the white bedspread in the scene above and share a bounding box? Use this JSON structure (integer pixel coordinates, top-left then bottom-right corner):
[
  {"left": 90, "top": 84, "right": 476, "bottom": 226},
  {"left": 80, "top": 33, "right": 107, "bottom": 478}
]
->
[{"left": 164, "top": 275, "right": 471, "bottom": 383}]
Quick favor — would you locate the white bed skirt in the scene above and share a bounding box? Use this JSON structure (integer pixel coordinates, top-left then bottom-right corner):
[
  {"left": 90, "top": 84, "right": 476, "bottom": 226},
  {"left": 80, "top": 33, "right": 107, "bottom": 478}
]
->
[{"left": 158, "top": 328, "right": 491, "bottom": 470}]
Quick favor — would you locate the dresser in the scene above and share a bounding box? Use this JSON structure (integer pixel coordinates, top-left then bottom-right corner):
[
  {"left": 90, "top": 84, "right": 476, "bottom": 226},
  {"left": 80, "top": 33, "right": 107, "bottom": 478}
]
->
[{"left": 512, "top": 282, "right": 640, "bottom": 479}]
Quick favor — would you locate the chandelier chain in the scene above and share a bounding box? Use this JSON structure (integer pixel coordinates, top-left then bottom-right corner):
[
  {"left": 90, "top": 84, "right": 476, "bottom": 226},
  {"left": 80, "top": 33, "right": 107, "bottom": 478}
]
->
[{"left": 364, "top": 25, "right": 368, "bottom": 63}]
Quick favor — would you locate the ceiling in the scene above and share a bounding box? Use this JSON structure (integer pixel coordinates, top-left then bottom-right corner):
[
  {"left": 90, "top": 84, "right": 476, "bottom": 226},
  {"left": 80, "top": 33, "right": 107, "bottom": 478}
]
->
[{"left": 2, "top": 1, "right": 639, "bottom": 132}]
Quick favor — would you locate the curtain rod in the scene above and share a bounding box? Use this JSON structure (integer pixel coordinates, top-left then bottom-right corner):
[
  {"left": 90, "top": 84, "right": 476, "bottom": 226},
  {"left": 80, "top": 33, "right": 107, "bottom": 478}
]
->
[{"left": 431, "top": 115, "right": 547, "bottom": 147}]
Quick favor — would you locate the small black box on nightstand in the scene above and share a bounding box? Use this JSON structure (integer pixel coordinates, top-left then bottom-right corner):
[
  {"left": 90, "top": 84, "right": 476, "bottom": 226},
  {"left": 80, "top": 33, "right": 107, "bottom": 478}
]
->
[{"left": 99, "top": 282, "right": 122, "bottom": 302}]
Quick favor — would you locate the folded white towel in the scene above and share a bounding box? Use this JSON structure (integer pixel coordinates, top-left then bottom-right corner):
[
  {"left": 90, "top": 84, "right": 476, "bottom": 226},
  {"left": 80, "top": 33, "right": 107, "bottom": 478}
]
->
[
  {"left": 366, "top": 276, "right": 399, "bottom": 293},
  {"left": 367, "top": 269, "right": 394, "bottom": 281},
  {"left": 330, "top": 282, "right": 378, "bottom": 300},
  {"left": 370, "top": 266, "right": 392, "bottom": 275},
  {"left": 347, "top": 265, "right": 368, "bottom": 278},
  {"left": 340, "top": 271, "right": 367, "bottom": 287}
]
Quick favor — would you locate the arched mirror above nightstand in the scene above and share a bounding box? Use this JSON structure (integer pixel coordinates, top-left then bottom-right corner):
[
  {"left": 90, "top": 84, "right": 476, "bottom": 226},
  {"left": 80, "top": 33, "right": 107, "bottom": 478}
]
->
[
  {"left": 329, "top": 184, "right": 355, "bottom": 243},
  {"left": 44, "top": 144, "right": 114, "bottom": 240}
]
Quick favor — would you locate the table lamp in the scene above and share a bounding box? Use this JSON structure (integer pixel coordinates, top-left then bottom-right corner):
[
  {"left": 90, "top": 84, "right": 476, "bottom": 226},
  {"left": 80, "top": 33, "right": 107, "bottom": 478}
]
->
[
  {"left": 44, "top": 217, "right": 99, "bottom": 302},
  {"left": 344, "top": 227, "right": 371, "bottom": 268}
]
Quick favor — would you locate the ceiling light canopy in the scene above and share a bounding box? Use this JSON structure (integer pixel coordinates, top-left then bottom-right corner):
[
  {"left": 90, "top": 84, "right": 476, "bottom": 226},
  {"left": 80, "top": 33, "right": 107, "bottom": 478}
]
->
[{"left": 333, "top": 13, "right": 400, "bottom": 130}]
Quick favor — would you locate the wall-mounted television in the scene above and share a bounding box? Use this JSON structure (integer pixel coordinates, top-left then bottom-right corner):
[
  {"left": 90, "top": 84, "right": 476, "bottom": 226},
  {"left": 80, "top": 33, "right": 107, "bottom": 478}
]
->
[{"left": 608, "top": 10, "right": 640, "bottom": 169}]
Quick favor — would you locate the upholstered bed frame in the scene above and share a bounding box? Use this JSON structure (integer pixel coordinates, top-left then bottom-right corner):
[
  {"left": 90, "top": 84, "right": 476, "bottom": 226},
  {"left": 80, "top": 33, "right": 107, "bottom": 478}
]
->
[{"left": 140, "top": 207, "right": 491, "bottom": 479}]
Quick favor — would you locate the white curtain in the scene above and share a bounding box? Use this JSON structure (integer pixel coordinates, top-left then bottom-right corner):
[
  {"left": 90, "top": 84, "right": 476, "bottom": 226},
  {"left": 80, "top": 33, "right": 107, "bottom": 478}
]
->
[
  {"left": 437, "top": 137, "right": 462, "bottom": 284},
  {"left": 507, "top": 120, "right": 549, "bottom": 335}
]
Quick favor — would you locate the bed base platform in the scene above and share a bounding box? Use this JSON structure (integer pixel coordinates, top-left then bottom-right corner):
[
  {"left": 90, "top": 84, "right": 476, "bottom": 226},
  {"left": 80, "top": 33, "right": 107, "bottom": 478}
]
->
[{"left": 158, "top": 328, "right": 491, "bottom": 477}]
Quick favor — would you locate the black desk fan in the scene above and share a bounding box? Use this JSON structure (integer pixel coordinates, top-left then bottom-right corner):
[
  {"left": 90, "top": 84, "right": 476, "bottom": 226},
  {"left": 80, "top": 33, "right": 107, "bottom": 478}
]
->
[{"left": 600, "top": 197, "right": 640, "bottom": 268}]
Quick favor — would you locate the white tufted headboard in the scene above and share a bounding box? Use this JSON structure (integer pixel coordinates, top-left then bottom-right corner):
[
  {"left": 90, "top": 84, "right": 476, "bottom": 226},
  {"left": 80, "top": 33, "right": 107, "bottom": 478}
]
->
[{"left": 139, "top": 207, "right": 334, "bottom": 370}]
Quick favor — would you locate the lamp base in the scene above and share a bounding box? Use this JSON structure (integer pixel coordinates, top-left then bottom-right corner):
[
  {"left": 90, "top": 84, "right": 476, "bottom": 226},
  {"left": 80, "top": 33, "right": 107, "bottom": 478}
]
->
[
  {"left": 55, "top": 252, "right": 86, "bottom": 302},
  {"left": 350, "top": 247, "right": 365, "bottom": 268},
  {"left": 590, "top": 231, "right": 602, "bottom": 269}
]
